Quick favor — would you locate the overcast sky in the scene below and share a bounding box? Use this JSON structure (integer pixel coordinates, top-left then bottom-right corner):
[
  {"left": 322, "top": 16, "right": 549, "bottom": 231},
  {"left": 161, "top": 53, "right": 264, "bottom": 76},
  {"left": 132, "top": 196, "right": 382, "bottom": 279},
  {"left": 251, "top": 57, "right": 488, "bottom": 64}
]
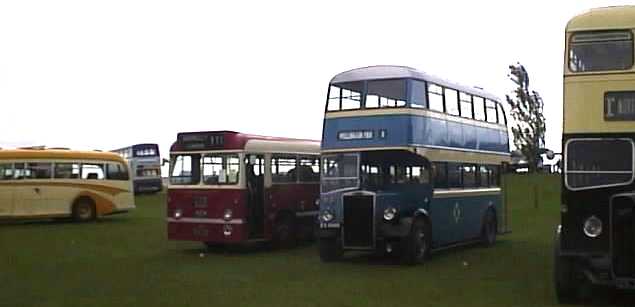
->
[{"left": 1, "top": 1, "right": 633, "bottom": 160}]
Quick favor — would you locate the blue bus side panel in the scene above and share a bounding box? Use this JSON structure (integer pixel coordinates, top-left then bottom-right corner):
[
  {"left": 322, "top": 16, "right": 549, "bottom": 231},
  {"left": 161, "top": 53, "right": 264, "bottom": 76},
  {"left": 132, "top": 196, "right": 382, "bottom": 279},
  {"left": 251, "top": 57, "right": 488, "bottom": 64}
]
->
[
  {"left": 429, "top": 193, "right": 502, "bottom": 246},
  {"left": 322, "top": 115, "right": 509, "bottom": 154}
]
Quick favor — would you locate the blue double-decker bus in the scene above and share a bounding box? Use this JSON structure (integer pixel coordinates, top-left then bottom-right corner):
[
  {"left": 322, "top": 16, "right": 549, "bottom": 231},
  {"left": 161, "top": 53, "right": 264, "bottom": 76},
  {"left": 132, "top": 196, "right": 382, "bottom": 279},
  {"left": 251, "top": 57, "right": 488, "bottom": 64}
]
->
[
  {"left": 112, "top": 143, "right": 163, "bottom": 194},
  {"left": 318, "top": 66, "right": 510, "bottom": 264}
]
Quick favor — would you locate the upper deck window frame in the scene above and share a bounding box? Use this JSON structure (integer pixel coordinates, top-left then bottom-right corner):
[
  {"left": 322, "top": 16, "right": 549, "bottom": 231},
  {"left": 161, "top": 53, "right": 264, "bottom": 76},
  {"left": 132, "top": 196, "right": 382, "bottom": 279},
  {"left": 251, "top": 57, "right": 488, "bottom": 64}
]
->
[
  {"left": 568, "top": 30, "right": 634, "bottom": 73},
  {"left": 325, "top": 77, "right": 507, "bottom": 127}
]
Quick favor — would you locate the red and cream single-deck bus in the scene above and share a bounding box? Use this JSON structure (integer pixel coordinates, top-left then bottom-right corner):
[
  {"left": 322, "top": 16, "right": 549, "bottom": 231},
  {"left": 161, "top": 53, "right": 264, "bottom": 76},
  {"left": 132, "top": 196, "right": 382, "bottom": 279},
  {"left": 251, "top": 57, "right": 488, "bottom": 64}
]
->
[{"left": 167, "top": 131, "right": 321, "bottom": 248}]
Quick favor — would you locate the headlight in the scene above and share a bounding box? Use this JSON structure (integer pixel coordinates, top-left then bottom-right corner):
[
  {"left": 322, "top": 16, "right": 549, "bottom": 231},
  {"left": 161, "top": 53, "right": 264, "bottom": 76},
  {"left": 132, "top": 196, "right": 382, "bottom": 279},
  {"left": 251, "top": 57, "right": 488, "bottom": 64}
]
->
[
  {"left": 314, "top": 199, "right": 320, "bottom": 206},
  {"left": 583, "top": 216, "right": 602, "bottom": 238},
  {"left": 320, "top": 210, "right": 334, "bottom": 223},
  {"left": 223, "top": 209, "right": 233, "bottom": 221},
  {"left": 383, "top": 207, "right": 398, "bottom": 221},
  {"left": 174, "top": 209, "right": 182, "bottom": 219}
]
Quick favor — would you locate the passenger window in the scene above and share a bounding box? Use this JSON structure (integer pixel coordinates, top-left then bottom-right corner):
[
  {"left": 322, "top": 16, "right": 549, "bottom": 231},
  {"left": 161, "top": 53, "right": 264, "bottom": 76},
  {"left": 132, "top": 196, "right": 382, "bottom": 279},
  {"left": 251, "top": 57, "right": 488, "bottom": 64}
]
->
[
  {"left": 433, "top": 162, "right": 448, "bottom": 188},
  {"left": 389, "top": 166, "right": 408, "bottom": 184},
  {"left": 81, "top": 164, "right": 105, "bottom": 180},
  {"left": 13, "top": 163, "right": 29, "bottom": 180},
  {"left": 485, "top": 100, "right": 499, "bottom": 123},
  {"left": 479, "top": 165, "right": 491, "bottom": 187},
  {"left": 444, "top": 88, "right": 460, "bottom": 116},
  {"left": 410, "top": 80, "right": 427, "bottom": 108},
  {"left": 462, "top": 164, "right": 477, "bottom": 188},
  {"left": 341, "top": 88, "right": 361, "bottom": 110},
  {"left": 0, "top": 163, "right": 13, "bottom": 180},
  {"left": 460, "top": 92, "right": 473, "bottom": 119},
  {"left": 447, "top": 162, "right": 462, "bottom": 188},
  {"left": 272, "top": 155, "right": 297, "bottom": 183},
  {"left": 26, "top": 162, "right": 52, "bottom": 179},
  {"left": 497, "top": 104, "right": 507, "bottom": 125},
  {"left": 298, "top": 157, "right": 319, "bottom": 182},
  {"left": 55, "top": 163, "right": 80, "bottom": 179},
  {"left": 327, "top": 86, "right": 341, "bottom": 111},
  {"left": 407, "top": 166, "right": 430, "bottom": 184},
  {"left": 473, "top": 97, "right": 486, "bottom": 121},
  {"left": 490, "top": 165, "right": 500, "bottom": 187},
  {"left": 107, "top": 163, "right": 130, "bottom": 181},
  {"left": 427, "top": 84, "right": 444, "bottom": 112},
  {"left": 361, "top": 164, "right": 382, "bottom": 188}
]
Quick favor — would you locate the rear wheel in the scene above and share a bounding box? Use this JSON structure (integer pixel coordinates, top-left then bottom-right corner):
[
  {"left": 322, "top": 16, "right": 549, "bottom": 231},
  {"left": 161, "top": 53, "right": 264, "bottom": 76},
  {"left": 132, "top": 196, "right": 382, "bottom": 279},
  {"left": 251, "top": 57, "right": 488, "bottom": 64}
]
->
[
  {"left": 72, "top": 199, "right": 96, "bottom": 222},
  {"left": 401, "top": 218, "right": 430, "bottom": 265},
  {"left": 273, "top": 213, "right": 297, "bottom": 249},
  {"left": 481, "top": 209, "right": 497, "bottom": 247},
  {"left": 319, "top": 237, "right": 342, "bottom": 262}
]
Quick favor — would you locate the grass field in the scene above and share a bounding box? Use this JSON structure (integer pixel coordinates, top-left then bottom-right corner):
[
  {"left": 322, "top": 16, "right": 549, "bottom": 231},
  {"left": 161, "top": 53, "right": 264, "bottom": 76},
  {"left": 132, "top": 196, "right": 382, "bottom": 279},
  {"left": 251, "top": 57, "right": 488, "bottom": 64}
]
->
[{"left": 0, "top": 174, "right": 631, "bottom": 307}]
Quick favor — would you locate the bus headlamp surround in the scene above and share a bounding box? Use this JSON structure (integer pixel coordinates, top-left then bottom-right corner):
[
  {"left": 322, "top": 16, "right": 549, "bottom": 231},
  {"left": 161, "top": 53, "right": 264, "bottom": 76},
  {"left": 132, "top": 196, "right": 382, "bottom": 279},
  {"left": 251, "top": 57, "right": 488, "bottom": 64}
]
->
[
  {"left": 583, "top": 215, "right": 603, "bottom": 238},
  {"left": 223, "top": 209, "right": 233, "bottom": 221},
  {"left": 383, "top": 207, "right": 398, "bottom": 221},
  {"left": 320, "top": 209, "right": 334, "bottom": 223}
]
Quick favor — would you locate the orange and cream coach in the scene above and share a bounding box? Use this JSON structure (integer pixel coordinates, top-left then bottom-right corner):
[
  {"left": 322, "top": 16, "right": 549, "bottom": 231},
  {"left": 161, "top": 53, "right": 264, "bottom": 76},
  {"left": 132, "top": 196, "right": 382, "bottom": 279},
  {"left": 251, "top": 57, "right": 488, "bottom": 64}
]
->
[{"left": 0, "top": 148, "right": 135, "bottom": 221}]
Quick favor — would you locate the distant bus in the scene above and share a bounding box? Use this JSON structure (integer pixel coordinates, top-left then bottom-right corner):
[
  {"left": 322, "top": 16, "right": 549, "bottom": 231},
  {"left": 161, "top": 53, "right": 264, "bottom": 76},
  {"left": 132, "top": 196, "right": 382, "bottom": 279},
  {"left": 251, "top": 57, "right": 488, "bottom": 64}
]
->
[
  {"left": 167, "top": 131, "right": 321, "bottom": 248},
  {"left": 318, "top": 66, "right": 510, "bottom": 264},
  {"left": 0, "top": 149, "right": 135, "bottom": 221},
  {"left": 556, "top": 6, "right": 635, "bottom": 302},
  {"left": 112, "top": 144, "right": 163, "bottom": 194}
]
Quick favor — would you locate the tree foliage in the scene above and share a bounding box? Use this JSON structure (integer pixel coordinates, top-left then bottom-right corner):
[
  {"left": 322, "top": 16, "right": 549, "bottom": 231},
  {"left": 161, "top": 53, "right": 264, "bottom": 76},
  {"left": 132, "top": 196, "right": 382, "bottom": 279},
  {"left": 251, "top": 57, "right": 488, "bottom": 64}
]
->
[{"left": 505, "top": 63, "right": 546, "bottom": 172}]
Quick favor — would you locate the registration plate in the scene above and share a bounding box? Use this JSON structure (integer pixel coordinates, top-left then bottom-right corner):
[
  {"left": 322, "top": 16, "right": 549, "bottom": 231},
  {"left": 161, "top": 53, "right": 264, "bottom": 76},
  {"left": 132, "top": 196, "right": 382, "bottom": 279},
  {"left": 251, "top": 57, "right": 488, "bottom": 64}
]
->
[{"left": 192, "top": 226, "right": 209, "bottom": 237}]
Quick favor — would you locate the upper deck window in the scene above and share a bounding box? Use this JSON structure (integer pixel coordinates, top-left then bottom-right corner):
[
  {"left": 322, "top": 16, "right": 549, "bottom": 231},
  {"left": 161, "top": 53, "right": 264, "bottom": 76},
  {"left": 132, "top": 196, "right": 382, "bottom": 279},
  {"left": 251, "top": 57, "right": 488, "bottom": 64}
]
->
[
  {"left": 365, "top": 79, "right": 407, "bottom": 109},
  {"left": 473, "top": 96, "right": 486, "bottom": 121},
  {"left": 444, "top": 88, "right": 460, "bottom": 116},
  {"left": 327, "top": 82, "right": 363, "bottom": 111},
  {"left": 569, "top": 31, "right": 633, "bottom": 72},
  {"left": 427, "top": 83, "right": 444, "bottom": 112},
  {"left": 410, "top": 80, "right": 427, "bottom": 108},
  {"left": 459, "top": 92, "right": 473, "bottom": 119}
]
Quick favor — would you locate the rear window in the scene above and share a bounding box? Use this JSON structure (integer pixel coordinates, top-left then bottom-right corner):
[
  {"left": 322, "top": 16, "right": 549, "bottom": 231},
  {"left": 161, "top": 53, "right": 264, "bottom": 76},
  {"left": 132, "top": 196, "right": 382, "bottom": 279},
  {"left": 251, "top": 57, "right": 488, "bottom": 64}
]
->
[{"left": 569, "top": 31, "right": 633, "bottom": 72}]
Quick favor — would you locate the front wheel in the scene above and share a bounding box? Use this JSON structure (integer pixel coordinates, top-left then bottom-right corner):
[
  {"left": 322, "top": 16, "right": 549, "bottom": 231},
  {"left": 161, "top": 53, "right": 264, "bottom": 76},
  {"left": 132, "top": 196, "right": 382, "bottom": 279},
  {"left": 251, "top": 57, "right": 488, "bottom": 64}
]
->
[
  {"left": 319, "top": 237, "right": 342, "bottom": 262},
  {"left": 401, "top": 218, "right": 430, "bottom": 265}
]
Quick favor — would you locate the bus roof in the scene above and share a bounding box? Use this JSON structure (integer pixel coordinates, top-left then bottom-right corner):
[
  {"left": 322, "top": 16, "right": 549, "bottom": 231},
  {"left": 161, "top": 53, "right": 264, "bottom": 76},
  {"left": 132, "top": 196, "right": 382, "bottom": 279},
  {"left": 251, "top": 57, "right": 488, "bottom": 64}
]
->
[
  {"left": 567, "top": 6, "right": 635, "bottom": 32},
  {"left": 0, "top": 149, "right": 127, "bottom": 163},
  {"left": 330, "top": 65, "right": 500, "bottom": 102},
  {"left": 171, "top": 131, "right": 320, "bottom": 152}
]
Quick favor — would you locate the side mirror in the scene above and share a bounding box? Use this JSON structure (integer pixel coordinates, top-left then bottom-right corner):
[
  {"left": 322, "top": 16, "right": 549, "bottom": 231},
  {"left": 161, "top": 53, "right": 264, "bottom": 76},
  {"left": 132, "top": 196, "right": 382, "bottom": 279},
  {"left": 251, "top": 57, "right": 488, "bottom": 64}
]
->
[{"left": 162, "top": 158, "right": 170, "bottom": 166}]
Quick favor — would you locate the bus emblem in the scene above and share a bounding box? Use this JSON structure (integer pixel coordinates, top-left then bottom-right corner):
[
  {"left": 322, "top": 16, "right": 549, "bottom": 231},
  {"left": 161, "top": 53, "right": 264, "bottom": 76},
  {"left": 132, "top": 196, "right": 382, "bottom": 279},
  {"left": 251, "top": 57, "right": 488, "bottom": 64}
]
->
[{"left": 453, "top": 203, "right": 461, "bottom": 223}]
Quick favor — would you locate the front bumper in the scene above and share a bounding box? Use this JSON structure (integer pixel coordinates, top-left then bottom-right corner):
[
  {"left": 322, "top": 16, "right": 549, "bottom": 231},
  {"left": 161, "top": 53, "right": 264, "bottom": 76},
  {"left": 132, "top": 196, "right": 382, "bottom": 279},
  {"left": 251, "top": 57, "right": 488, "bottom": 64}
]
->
[
  {"left": 318, "top": 218, "right": 413, "bottom": 242},
  {"left": 167, "top": 219, "right": 248, "bottom": 243},
  {"left": 560, "top": 252, "right": 635, "bottom": 289}
]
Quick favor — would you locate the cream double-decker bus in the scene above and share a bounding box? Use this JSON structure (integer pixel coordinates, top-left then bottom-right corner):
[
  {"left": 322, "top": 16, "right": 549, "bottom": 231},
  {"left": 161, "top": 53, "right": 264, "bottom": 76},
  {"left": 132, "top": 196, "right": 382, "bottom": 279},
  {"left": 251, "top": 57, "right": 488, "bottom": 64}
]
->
[{"left": 0, "top": 149, "right": 135, "bottom": 222}]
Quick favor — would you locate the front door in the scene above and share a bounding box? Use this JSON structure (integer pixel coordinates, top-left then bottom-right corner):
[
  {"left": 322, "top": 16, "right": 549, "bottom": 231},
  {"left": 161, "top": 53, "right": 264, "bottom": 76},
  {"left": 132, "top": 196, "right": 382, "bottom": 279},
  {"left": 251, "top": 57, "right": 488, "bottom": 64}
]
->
[{"left": 246, "top": 154, "right": 265, "bottom": 238}]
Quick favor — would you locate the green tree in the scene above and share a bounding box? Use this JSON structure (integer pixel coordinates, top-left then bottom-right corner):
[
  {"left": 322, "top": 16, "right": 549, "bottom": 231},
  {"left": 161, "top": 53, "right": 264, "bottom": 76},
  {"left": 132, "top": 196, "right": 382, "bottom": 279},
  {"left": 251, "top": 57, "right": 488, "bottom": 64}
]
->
[{"left": 506, "top": 63, "right": 546, "bottom": 172}]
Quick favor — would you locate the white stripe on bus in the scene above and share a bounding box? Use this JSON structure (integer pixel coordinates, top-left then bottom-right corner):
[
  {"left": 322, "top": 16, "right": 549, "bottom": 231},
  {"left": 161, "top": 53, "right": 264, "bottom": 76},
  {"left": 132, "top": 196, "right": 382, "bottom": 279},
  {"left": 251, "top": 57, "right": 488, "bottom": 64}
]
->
[{"left": 166, "top": 217, "right": 245, "bottom": 224}]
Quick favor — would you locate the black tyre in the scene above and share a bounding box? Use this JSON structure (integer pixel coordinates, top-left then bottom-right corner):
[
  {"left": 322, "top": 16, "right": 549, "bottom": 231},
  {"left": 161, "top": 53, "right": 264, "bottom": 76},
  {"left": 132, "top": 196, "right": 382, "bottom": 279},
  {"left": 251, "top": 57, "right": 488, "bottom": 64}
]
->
[
  {"left": 272, "top": 213, "right": 297, "bottom": 249},
  {"left": 481, "top": 209, "right": 497, "bottom": 247},
  {"left": 72, "top": 199, "right": 96, "bottom": 222},
  {"left": 401, "top": 218, "right": 430, "bottom": 265},
  {"left": 319, "top": 237, "right": 342, "bottom": 262},
  {"left": 554, "top": 230, "right": 579, "bottom": 304}
]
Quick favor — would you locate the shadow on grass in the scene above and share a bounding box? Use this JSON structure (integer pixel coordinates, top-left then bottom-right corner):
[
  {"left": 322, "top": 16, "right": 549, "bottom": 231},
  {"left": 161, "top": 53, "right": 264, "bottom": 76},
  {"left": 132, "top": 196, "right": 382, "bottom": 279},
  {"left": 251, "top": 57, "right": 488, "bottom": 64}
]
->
[
  {"left": 176, "top": 240, "right": 318, "bottom": 256},
  {"left": 0, "top": 215, "right": 131, "bottom": 227},
  {"left": 334, "top": 239, "right": 514, "bottom": 267}
]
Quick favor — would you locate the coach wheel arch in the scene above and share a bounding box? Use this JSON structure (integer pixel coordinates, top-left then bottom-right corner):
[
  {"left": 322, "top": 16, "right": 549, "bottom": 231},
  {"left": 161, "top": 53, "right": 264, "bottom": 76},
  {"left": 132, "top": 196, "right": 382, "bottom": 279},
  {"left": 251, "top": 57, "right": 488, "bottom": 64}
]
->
[{"left": 71, "top": 196, "right": 97, "bottom": 222}]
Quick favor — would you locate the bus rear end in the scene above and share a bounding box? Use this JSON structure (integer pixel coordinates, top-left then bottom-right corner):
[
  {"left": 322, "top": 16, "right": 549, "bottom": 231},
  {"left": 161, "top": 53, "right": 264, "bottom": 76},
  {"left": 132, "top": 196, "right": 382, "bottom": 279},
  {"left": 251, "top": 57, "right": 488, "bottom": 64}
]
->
[{"left": 167, "top": 132, "right": 249, "bottom": 244}]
